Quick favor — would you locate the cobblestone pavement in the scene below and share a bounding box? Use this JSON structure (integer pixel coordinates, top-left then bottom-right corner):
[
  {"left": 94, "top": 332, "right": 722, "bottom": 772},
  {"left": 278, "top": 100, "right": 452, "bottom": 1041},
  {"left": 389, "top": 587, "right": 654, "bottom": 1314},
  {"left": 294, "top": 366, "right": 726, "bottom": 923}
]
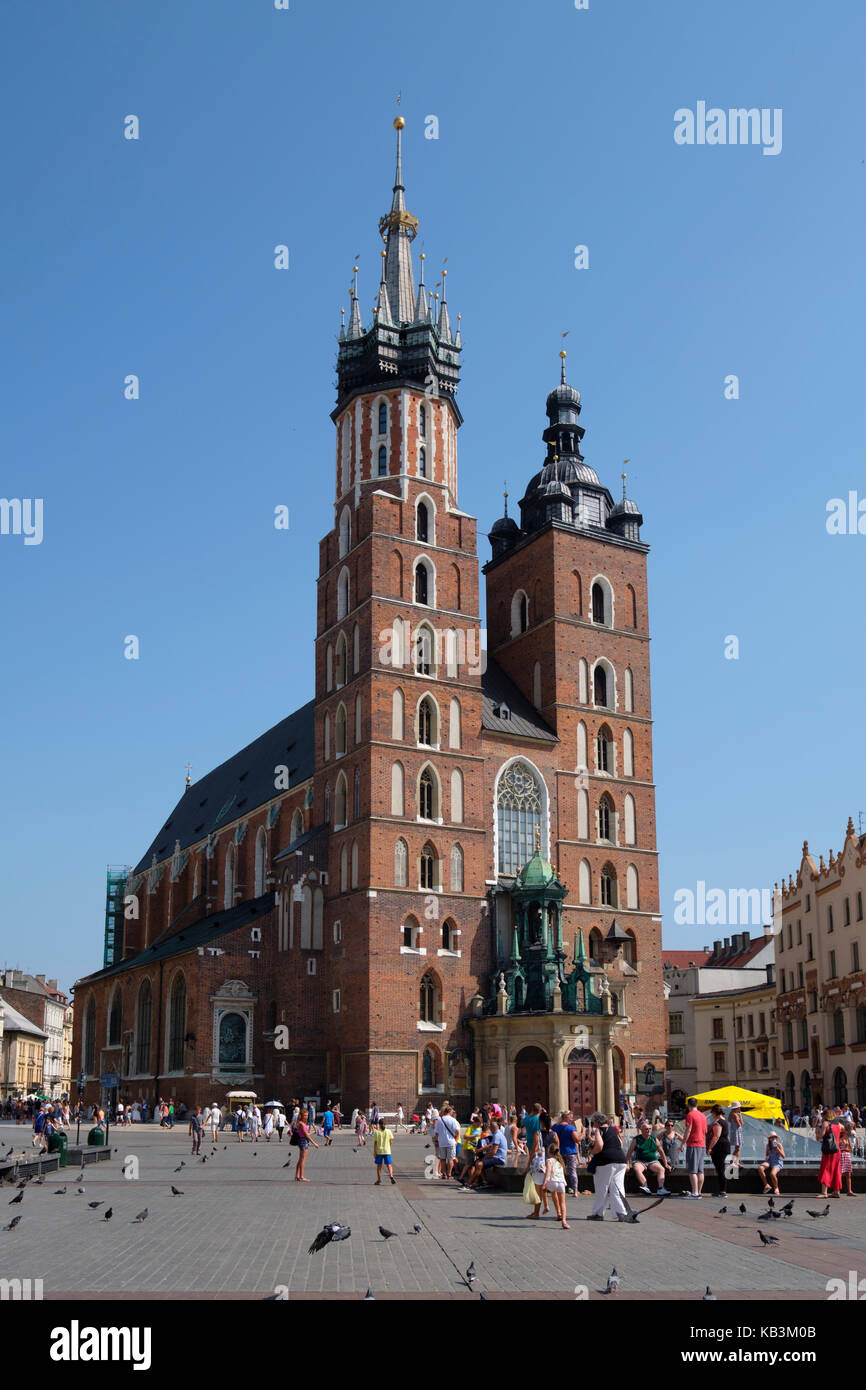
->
[{"left": 1, "top": 1123, "right": 863, "bottom": 1299}]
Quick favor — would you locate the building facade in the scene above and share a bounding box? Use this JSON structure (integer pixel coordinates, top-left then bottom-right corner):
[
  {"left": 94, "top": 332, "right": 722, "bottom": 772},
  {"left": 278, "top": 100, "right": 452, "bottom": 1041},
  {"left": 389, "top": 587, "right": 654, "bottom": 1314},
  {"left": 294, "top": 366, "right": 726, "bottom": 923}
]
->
[
  {"left": 0, "top": 971, "right": 69, "bottom": 1098},
  {"left": 73, "top": 122, "right": 666, "bottom": 1117},
  {"left": 776, "top": 820, "right": 866, "bottom": 1112},
  {"left": 0, "top": 1001, "right": 47, "bottom": 1098},
  {"left": 665, "top": 931, "right": 775, "bottom": 1105},
  {"left": 691, "top": 979, "right": 778, "bottom": 1099}
]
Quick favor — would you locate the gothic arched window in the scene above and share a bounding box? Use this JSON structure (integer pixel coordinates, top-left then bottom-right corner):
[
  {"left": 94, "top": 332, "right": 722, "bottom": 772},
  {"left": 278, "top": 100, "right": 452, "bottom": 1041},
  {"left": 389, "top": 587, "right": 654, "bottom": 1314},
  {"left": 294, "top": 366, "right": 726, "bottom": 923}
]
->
[
  {"left": 593, "top": 665, "right": 608, "bottom": 707},
  {"left": 497, "top": 760, "right": 543, "bottom": 875},
  {"left": 600, "top": 862, "right": 617, "bottom": 907},
  {"left": 219, "top": 1012, "right": 247, "bottom": 1066},
  {"left": 378, "top": 402, "right": 387, "bottom": 435},
  {"left": 597, "top": 724, "right": 613, "bottom": 773},
  {"left": 107, "top": 988, "right": 122, "bottom": 1047},
  {"left": 135, "top": 979, "right": 152, "bottom": 1074},
  {"left": 417, "top": 500, "right": 429, "bottom": 542},
  {"left": 419, "top": 973, "right": 438, "bottom": 1023},
  {"left": 450, "top": 843, "right": 464, "bottom": 892},
  {"left": 167, "top": 972, "right": 186, "bottom": 1072},
  {"left": 414, "top": 560, "right": 431, "bottom": 606},
  {"left": 418, "top": 696, "right": 435, "bottom": 746},
  {"left": 254, "top": 826, "right": 267, "bottom": 896},
  {"left": 420, "top": 841, "right": 436, "bottom": 889},
  {"left": 378, "top": 445, "right": 387, "bottom": 476},
  {"left": 419, "top": 403, "right": 426, "bottom": 438},
  {"left": 419, "top": 768, "right": 436, "bottom": 821},
  {"left": 419, "top": 447, "right": 427, "bottom": 478},
  {"left": 83, "top": 995, "right": 96, "bottom": 1074},
  {"left": 598, "top": 794, "right": 613, "bottom": 842},
  {"left": 394, "top": 838, "right": 408, "bottom": 887},
  {"left": 422, "top": 1047, "right": 434, "bottom": 1087}
]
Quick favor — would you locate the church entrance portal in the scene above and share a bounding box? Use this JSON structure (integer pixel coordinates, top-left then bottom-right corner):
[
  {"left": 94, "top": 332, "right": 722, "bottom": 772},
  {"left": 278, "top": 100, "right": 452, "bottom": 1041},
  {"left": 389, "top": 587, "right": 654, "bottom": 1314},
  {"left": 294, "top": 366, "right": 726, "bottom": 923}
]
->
[
  {"left": 514, "top": 1046, "right": 549, "bottom": 1112},
  {"left": 567, "top": 1047, "right": 597, "bottom": 1116}
]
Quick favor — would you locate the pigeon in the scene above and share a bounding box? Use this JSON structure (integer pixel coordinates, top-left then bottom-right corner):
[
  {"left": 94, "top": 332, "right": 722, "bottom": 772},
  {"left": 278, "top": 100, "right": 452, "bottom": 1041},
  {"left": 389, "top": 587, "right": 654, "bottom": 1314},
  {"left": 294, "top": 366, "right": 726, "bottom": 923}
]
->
[
  {"left": 4, "top": 1215, "right": 22, "bottom": 1232},
  {"left": 806, "top": 1204, "right": 830, "bottom": 1219},
  {"left": 104, "top": 1208, "right": 113, "bottom": 1221},
  {"left": 253, "top": 1151, "right": 257, "bottom": 1157},
  {"left": 757, "top": 1210, "right": 776, "bottom": 1221},
  {"left": 605, "top": 1268, "right": 621, "bottom": 1294},
  {"left": 8, "top": 1191, "right": 23, "bottom": 1206},
  {"left": 174, "top": 1165, "right": 184, "bottom": 1173},
  {"left": 308, "top": 1223, "right": 351, "bottom": 1254},
  {"left": 171, "top": 1186, "right": 184, "bottom": 1196},
  {"left": 717, "top": 1206, "right": 727, "bottom": 1215},
  {"left": 282, "top": 1159, "right": 292, "bottom": 1169},
  {"left": 739, "top": 1203, "right": 747, "bottom": 1214},
  {"left": 618, "top": 1197, "right": 664, "bottom": 1223},
  {"left": 702, "top": 1286, "right": 717, "bottom": 1301},
  {"left": 88, "top": 1201, "right": 104, "bottom": 1209},
  {"left": 54, "top": 1187, "right": 67, "bottom": 1195},
  {"left": 780, "top": 1201, "right": 795, "bottom": 1218},
  {"left": 77, "top": 1188, "right": 85, "bottom": 1195},
  {"left": 132, "top": 1209, "right": 147, "bottom": 1223},
  {"left": 32, "top": 1176, "right": 45, "bottom": 1186},
  {"left": 413, "top": 1224, "right": 422, "bottom": 1235},
  {"left": 364, "top": 1288, "right": 375, "bottom": 1300},
  {"left": 767, "top": 1196, "right": 775, "bottom": 1207},
  {"left": 201, "top": 1157, "right": 207, "bottom": 1164},
  {"left": 758, "top": 1230, "right": 778, "bottom": 1246},
  {"left": 379, "top": 1226, "right": 398, "bottom": 1241},
  {"left": 465, "top": 1261, "right": 476, "bottom": 1286},
  {"left": 223, "top": 1145, "right": 228, "bottom": 1150}
]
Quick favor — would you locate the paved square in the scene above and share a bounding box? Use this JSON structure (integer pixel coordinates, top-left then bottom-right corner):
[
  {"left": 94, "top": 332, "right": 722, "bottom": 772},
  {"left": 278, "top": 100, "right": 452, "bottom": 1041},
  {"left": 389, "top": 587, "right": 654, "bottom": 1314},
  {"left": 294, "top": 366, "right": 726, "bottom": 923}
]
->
[{"left": 2, "top": 1123, "right": 863, "bottom": 1300}]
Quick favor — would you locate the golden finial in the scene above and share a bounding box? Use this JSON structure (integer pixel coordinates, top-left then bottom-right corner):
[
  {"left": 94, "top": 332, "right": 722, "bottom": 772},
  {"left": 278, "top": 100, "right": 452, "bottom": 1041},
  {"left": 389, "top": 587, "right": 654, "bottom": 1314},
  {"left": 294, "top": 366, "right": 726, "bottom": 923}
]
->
[
  {"left": 420, "top": 251, "right": 426, "bottom": 260},
  {"left": 184, "top": 762, "right": 192, "bottom": 788},
  {"left": 394, "top": 116, "right": 405, "bottom": 130},
  {"left": 559, "top": 349, "right": 567, "bottom": 360},
  {"left": 535, "top": 825, "right": 541, "bottom": 851}
]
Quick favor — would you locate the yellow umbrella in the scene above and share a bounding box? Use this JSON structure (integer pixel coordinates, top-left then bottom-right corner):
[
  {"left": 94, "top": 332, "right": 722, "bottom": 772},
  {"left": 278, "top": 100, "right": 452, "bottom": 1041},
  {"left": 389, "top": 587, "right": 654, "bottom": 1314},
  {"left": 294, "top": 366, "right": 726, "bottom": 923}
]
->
[{"left": 687, "top": 1085, "right": 788, "bottom": 1128}]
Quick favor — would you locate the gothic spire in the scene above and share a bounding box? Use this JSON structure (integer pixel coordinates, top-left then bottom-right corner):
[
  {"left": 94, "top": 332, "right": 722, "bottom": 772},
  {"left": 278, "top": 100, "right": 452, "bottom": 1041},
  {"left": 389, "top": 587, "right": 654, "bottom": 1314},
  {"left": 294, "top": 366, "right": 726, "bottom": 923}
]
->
[
  {"left": 378, "top": 117, "right": 418, "bottom": 325},
  {"left": 375, "top": 249, "right": 394, "bottom": 326},
  {"left": 438, "top": 265, "right": 452, "bottom": 340},
  {"left": 347, "top": 264, "right": 363, "bottom": 339},
  {"left": 413, "top": 251, "right": 430, "bottom": 322}
]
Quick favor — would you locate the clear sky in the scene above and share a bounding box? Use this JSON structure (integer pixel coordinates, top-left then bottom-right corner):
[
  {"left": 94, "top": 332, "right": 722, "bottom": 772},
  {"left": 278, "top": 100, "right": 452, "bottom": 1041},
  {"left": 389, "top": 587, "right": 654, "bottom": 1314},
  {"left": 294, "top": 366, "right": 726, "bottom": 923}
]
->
[{"left": 2, "top": 0, "right": 864, "bottom": 993}]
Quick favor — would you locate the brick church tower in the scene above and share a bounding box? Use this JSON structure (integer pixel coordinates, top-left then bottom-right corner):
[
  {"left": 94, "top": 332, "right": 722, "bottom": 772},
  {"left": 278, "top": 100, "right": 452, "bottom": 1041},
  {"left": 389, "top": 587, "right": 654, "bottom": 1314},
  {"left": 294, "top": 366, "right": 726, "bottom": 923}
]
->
[{"left": 310, "top": 117, "right": 486, "bottom": 1105}]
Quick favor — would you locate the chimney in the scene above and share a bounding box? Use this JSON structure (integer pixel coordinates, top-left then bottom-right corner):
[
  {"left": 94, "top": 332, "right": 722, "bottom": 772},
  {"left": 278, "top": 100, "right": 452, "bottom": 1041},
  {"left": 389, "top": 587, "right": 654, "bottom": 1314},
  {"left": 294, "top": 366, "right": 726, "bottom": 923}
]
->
[
  {"left": 35, "top": 974, "right": 46, "bottom": 984},
  {"left": 740, "top": 931, "right": 750, "bottom": 950},
  {"left": 713, "top": 940, "right": 722, "bottom": 957},
  {"left": 766, "top": 963, "right": 775, "bottom": 986},
  {"left": 723, "top": 937, "right": 731, "bottom": 952}
]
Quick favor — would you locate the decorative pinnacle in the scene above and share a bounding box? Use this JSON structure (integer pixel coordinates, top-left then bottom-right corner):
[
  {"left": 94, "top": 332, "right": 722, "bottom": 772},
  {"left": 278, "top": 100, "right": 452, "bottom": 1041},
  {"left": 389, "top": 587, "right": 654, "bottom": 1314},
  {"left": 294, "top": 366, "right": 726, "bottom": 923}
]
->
[
  {"left": 184, "top": 762, "right": 192, "bottom": 788},
  {"left": 559, "top": 348, "right": 567, "bottom": 384},
  {"left": 535, "top": 825, "right": 541, "bottom": 851}
]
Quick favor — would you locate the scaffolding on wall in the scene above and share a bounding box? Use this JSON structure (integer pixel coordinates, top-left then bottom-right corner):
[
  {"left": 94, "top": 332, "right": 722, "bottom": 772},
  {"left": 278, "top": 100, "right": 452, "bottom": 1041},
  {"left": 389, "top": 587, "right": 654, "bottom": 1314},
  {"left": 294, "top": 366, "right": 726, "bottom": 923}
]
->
[{"left": 104, "top": 865, "right": 131, "bottom": 968}]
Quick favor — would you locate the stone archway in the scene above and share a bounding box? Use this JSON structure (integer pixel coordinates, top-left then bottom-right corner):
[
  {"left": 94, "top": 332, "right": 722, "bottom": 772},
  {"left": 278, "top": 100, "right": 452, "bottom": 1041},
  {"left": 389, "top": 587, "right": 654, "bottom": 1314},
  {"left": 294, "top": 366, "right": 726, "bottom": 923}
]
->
[
  {"left": 514, "top": 1046, "right": 549, "bottom": 1112},
  {"left": 566, "top": 1047, "right": 597, "bottom": 1117}
]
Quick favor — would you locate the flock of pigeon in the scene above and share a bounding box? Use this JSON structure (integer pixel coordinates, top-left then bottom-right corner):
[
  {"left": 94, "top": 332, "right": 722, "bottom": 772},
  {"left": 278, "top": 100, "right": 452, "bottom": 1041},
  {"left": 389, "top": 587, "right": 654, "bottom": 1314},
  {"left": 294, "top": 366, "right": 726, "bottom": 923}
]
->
[{"left": 712, "top": 1194, "right": 832, "bottom": 1247}]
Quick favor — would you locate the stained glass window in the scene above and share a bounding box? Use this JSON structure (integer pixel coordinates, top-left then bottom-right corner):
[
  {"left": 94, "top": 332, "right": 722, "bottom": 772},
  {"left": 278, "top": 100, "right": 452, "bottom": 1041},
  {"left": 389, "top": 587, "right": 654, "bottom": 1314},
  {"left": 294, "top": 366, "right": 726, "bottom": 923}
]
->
[{"left": 497, "top": 761, "right": 543, "bottom": 875}]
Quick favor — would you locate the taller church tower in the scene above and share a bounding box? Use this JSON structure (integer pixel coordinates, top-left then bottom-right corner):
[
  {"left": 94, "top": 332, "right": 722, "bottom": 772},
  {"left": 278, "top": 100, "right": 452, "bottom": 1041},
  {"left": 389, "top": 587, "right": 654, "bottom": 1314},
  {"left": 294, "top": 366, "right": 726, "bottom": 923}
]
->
[{"left": 311, "top": 120, "right": 486, "bottom": 1107}]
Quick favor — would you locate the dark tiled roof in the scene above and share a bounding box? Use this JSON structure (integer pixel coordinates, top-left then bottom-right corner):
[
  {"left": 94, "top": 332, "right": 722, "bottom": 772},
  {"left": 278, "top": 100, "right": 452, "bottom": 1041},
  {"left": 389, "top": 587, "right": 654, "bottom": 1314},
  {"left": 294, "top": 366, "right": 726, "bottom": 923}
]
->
[
  {"left": 481, "top": 658, "right": 557, "bottom": 742},
  {"left": 76, "top": 893, "right": 276, "bottom": 986},
  {"left": 133, "top": 701, "right": 316, "bottom": 874}
]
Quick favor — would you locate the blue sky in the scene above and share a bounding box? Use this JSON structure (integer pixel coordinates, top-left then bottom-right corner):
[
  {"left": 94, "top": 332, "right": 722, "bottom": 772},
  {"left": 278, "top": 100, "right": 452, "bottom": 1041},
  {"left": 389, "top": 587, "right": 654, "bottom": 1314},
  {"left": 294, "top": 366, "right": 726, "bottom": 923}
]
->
[{"left": 2, "top": 0, "right": 864, "bottom": 992}]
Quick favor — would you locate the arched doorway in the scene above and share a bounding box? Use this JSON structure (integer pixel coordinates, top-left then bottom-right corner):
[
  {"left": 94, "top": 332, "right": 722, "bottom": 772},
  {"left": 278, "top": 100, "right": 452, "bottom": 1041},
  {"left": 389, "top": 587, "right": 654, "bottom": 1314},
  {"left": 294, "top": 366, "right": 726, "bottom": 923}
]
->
[
  {"left": 567, "top": 1047, "right": 597, "bottom": 1118},
  {"left": 514, "top": 1046, "right": 549, "bottom": 1112},
  {"left": 833, "top": 1067, "right": 847, "bottom": 1107}
]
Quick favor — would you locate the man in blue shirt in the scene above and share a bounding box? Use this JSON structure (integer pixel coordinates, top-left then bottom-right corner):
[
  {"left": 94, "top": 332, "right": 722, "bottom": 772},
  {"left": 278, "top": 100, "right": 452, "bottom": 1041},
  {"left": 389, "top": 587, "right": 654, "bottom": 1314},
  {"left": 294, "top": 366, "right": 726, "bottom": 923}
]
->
[
  {"left": 551, "top": 1110, "right": 583, "bottom": 1195},
  {"left": 322, "top": 1105, "right": 335, "bottom": 1146},
  {"left": 465, "top": 1119, "right": 508, "bottom": 1189}
]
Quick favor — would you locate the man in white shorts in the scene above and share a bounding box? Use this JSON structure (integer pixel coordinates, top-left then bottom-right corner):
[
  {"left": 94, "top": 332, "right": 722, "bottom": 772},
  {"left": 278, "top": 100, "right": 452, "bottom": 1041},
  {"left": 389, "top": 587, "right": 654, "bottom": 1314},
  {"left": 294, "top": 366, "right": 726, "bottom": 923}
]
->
[
  {"left": 434, "top": 1106, "right": 460, "bottom": 1179},
  {"left": 209, "top": 1104, "right": 221, "bottom": 1144}
]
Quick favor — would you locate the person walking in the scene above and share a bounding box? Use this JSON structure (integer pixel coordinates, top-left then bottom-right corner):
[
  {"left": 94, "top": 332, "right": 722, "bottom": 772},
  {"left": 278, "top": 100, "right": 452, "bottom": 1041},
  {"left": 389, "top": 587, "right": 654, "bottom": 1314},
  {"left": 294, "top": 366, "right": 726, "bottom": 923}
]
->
[
  {"left": 542, "top": 1134, "right": 570, "bottom": 1229},
  {"left": 681, "top": 1098, "right": 708, "bottom": 1199},
  {"left": 395, "top": 1105, "right": 405, "bottom": 1133},
  {"left": 293, "top": 1108, "right": 318, "bottom": 1181},
  {"left": 190, "top": 1106, "right": 203, "bottom": 1156},
  {"left": 236, "top": 1106, "right": 248, "bottom": 1143},
  {"left": 817, "top": 1107, "right": 843, "bottom": 1198},
  {"left": 757, "top": 1131, "right": 785, "bottom": 1195},
  {"left": 587, "top": 1114, "right": 629, "bottom": 1221},
  {"left": 263, "top": 1110, "right": 274, "bottom": 1141},
  {"left": 322, "top": 1105, "right": 335, "bottom": 1146},
  {"left": 209, "top": 1104, "right": 222, "bottom": 1145},
  {"left": 705, "top": 1105, "right": 730, "bottom": 1199},
  {"left": 275, "top": 1108, "right": 287, "bottom": 1143},
  {"left": 373, "top": 1118, "right": 396, "bottom": 1185},
  {"left": 355, "top": 1108, "right": 368, "bottom": 1146}
]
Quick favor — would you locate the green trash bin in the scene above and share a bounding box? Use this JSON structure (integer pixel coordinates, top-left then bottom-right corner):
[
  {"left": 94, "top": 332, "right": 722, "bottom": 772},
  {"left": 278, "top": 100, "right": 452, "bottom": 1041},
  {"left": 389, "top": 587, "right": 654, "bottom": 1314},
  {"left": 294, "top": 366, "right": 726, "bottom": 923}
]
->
[
  {"left": 47, "top": 1130, "right": 68, "bottom": 1167},
  {"left": 87, "top": 1126, "right": 105, "bottom": 1147}
]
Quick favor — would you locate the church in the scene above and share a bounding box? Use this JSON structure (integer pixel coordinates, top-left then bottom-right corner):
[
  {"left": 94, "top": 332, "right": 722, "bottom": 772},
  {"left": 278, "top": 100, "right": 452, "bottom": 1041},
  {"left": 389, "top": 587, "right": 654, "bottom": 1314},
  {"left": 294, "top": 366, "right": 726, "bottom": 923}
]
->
[{"left": 74, "top": 121, "right": 667, "bottom": 1119}]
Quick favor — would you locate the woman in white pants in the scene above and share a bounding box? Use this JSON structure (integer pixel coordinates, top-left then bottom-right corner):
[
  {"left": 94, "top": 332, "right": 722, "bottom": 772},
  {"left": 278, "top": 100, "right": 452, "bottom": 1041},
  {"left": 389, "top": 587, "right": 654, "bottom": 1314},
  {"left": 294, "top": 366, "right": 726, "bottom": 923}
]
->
[{"left": 587, "top": 1113, "right": 629, "bottom": 1221}]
